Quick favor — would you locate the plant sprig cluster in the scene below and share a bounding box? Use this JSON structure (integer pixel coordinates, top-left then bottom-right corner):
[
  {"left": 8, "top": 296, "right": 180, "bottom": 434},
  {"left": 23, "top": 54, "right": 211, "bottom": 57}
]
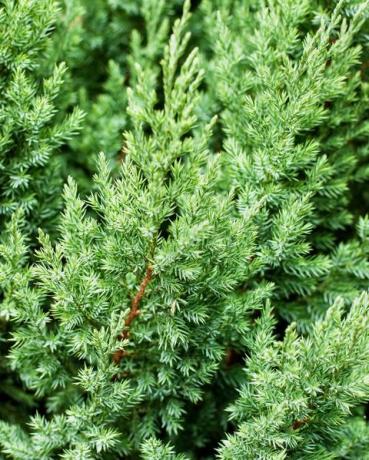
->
[{"left": 1, "top": 0, "right": 369, "bottom": 458}]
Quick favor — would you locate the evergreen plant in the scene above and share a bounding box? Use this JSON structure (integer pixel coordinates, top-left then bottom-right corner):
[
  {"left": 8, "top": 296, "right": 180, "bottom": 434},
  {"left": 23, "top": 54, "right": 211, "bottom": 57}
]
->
[{"left": 1, "top": 1, "right": 369, "bottom": 459}]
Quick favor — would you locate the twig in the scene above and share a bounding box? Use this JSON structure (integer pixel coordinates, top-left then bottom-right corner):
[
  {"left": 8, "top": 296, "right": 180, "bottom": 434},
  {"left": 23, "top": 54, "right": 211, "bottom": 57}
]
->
[
  {"left": 292, "top": 416, "right": 309, "bottom": 430},
  {"left": 113, "top": 265, "right": 154, "bottom": 364}
]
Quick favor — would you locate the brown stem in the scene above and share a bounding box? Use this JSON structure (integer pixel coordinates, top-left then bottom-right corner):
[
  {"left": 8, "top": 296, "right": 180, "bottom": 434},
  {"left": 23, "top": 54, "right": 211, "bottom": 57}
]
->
[
  {"left": 224, "top": 349, "right": 242, "bottom": 367},
  {"left": 113, "top": 265, "right": 154, "bottom": 364},
  {"left": 118, "top": 145, "right": 127, "bottom": 163},
  {"left": 292, "top": 416, "right": 309, "bottom": 430}
]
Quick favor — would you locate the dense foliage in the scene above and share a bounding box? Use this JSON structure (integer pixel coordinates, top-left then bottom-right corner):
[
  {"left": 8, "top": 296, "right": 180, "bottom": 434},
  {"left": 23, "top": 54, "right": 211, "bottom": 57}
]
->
[{"left": 1, "top": 0, "right": 369, "bottom": 458}]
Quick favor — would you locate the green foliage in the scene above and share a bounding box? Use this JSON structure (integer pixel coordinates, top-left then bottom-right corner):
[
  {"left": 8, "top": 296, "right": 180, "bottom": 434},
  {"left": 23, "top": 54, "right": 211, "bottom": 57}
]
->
[
  {"left": 49, "top": 0, "right": 182, "bottom": 189},
  {"left": 141, "top": 439, "right": 188, "bottom": 460},
  {"left": 0, "top": 0, "right": 83, "bottom": 429},
  {"left": 0, "top": 0, "right": 83, "bottom": 232},
  {"left": 0, "top": 4, "right": 257, "bottom": 456},
  {"left": 1, "top": 0, "right": 369, "bottom": 459},
  {"left": 219, "top": 294, "right": 369, "bottom": 459},
  {"left": 211, "top": 0, "right": 369, "bottom": 326}
]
